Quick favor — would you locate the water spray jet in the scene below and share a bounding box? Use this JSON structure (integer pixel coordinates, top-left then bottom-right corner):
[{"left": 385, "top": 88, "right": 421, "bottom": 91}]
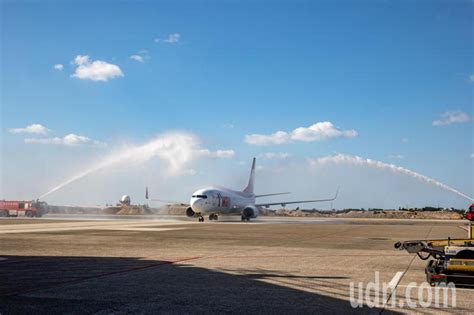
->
[
  {"left": 38, "top": 133, "right": 202, "bottom": 199},
  {"left": 310, "top": 154, "right": 474, "bottom": 202}
]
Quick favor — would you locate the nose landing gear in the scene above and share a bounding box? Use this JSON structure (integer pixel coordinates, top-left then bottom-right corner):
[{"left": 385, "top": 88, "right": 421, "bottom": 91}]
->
[{"left": 198, "top": 216, "right": 204, "bottom": 222}]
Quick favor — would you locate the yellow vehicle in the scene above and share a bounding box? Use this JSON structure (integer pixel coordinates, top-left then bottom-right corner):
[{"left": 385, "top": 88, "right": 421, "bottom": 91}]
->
[
  {"left": 395, "top": 238, "right": 474, "bottom": 286},
  {"left": 395, "top": 207, "right": 474, "bottom": 287}
]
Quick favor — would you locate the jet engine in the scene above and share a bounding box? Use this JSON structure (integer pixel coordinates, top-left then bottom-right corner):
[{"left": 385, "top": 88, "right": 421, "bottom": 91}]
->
[
  {"left": 242, "top": 205, "right": 259, "bottom": 219},
  {"left": 186, "top": 207, "right": 196, "bottom": 217}
]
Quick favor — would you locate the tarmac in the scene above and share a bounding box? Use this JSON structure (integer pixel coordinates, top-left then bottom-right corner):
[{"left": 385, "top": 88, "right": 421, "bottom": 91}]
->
[{"left": 0, "top": 215, "right": 472, "bottom": 314}]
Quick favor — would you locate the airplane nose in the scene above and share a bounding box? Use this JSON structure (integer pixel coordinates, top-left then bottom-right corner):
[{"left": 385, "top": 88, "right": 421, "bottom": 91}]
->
[{"left": 190, "top": 199, "right": 202, "bottom": 212}]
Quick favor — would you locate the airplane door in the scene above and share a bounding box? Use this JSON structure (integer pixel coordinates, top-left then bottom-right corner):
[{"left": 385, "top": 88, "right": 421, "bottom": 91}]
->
[{"left": 222, "top": 197, "right": 230, "bottom": 208}]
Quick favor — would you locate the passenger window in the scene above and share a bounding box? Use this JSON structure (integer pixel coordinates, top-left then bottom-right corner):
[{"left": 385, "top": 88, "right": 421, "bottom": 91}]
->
[{"left": 19, "top": 203, "right": 25, "bottom": 209}]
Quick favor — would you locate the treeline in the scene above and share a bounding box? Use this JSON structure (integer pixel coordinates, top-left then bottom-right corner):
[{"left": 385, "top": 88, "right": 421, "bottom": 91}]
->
[
  {"left": 299, "top": 207, "right": 466, "bottom": 214},
  {"left": 397, "top": 207, "right": 466, "bottom": 214}
]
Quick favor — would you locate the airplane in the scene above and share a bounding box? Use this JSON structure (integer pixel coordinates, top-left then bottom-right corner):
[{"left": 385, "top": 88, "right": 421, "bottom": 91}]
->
[{"left": 147, "top": 157, "right": 338, "bottom": 222}]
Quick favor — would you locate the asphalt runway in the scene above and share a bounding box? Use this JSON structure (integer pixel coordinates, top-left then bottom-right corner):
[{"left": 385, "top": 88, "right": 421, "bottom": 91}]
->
[{"left": 0, "top": 215, "right": 472, "bottom": 314}]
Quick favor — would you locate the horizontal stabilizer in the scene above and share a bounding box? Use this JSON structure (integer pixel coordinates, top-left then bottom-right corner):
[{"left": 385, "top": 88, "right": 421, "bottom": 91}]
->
[
  {"left": 146, "top": 187, "right": 188, "bottom": 205},
  {"left": 149, "top": 198, "right": 187, "bottom": 205}
]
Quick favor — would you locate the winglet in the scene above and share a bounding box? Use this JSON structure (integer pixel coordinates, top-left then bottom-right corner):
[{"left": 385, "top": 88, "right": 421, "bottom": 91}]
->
[{"left": 243, "top": 157, "right": 256, "bottom": 194}]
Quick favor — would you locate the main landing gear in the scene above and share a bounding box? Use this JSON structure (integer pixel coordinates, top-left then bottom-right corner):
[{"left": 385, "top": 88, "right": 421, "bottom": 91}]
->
[
  {"left": 209, "top": 213, "right": 218, "bottom": 221},
  {"left": 241, "top": 216, "right": 250, "bottom": 222},
  {"left": 198, "top": 216, "right": 204, "bottom": 222}
]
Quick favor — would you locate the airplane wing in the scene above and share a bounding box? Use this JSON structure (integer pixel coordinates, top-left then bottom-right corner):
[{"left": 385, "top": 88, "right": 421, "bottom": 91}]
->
[
  {"left": 255, "top": 192, "right": 290, "bottom": 198},
  {"left": 255, "top": 188, "right": 339, "bottom": 208}
]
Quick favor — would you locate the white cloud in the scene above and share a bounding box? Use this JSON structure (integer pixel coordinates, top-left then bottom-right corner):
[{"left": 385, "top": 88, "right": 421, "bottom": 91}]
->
[
  {"left": 245, "top": 122, "right": 358, "bottom": 145},
  {"left": 155, "top": 33, "right": 181, "bottom": 44},
  {"left": 214, "top": 150, "right": 235, "bottom": 158},
  {"left": 198, "top": 149, "right": 235, "bottom": 159},
  {"left": 401, "top": 138, "right": 409, "bottom": 143},
  {"left": 130, "top": 50, "right": 150, "bottom": 63},
  {"left": 25, "top": 134, "right": 105, "bottom": 146},
  {"left": 9, "top": 124, "right": 50, "bottom": 135},
  {"left": 74, "top": 55, "right": 89, "bottom": 65},
  {"left": 165, "top": 33, "right": 180, "bottom": 43},
  {"left": 432, "top": 110, "right": 471, "bottom": 126},
  {"left": 71, "top": 55, "right": 123, "bottom": 81},
  {"left": 471, "top": 153, "right": 474, "bottom": 159},
  {"left": 292, "top": 122, "right": 358, "bottom": 141},
  {"left": 470, "top": 74, "right": 474, "bottom": 82},
  {"left": 53, "top": 64, "right": 64, "bottom": 71},
  {"left": 223, "top": 123, "right": 235, "bottom": 129},
  {"left": 130, "top": 55, "right": 144, "bottom": 62},
  {"left": 245, "top": 131, "right": 290, "bottom": 145},
  {"left": 261, "top": 152, "right": 289, "bottom": 159}
]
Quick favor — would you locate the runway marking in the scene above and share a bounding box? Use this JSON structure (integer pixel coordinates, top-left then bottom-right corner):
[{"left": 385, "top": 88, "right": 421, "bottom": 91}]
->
[
  {"left": 101, "top": 227, "right": 187, "bottom": 232},
  {"left": 388, "top": 272, "right": 404, "bottom": 289},
  {"left": 0, "top": 222, "right": 190, "bottom": 234},
  {"left": 380, "top": 224, "right": 435, "bottom": 314},
  {"left": 0, "top": 227, "right": 186, "bottom": 234}
]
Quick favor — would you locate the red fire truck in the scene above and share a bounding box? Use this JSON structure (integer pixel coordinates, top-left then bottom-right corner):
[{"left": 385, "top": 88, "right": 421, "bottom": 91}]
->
[
  {"left": 0, "top": 200, "right": 48, "bottom": 217},
  {"left": 465, "top": 204, "right": 474, "bottom": 221}
]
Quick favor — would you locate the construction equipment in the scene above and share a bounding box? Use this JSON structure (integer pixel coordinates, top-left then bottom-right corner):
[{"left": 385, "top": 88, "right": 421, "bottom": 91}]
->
[{"left": 394, "top": 205, "right": 474, "bottom": 287}]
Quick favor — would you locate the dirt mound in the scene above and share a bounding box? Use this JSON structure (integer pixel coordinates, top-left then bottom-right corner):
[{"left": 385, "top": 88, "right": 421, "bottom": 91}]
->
[{"left": 116, "top": 206, "right": 152, "bottom": 215}]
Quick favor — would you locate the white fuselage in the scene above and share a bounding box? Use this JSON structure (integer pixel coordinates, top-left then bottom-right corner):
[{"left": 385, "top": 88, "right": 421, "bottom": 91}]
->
[{"left": 190, "top": 186, "right": 256, "bottom": 215}]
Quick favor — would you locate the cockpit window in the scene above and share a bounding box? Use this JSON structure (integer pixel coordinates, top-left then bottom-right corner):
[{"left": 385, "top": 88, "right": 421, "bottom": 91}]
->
[{"left": 192, "top": 195, "right": 207, "bottom": 199}]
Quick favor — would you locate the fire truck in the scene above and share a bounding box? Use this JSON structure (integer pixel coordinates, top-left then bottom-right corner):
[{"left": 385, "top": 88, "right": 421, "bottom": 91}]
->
[
  {"left": 465, "top": 204, "right": 474, "bottom": 221},
  {"left": 0, "top": 200, "right": 48, "bottom": 217}
]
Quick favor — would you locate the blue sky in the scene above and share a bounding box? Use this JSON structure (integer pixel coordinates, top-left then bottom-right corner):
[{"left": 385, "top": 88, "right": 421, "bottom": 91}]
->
[{"left": 1, "top": 0, "right": 473, "bottom": 208}]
